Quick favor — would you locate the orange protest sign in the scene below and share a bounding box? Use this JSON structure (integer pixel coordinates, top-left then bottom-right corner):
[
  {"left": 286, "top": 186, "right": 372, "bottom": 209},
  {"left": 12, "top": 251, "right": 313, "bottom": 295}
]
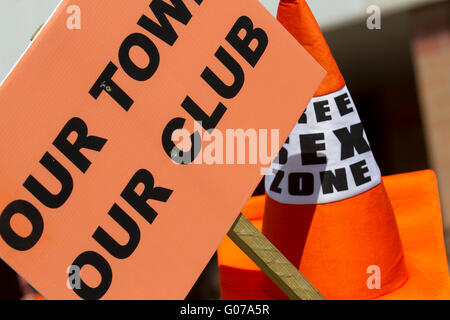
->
[{"left": 0, "top": 0, "right": 325, "bottom": 299}]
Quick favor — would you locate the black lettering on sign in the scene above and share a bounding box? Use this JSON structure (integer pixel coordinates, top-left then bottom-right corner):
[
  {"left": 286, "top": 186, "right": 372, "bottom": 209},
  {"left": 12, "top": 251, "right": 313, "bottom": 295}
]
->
[
  {"left": 119, "top": 33, "right": 160, "bottom": 81},
  {"left": 89, "top": 62, "right": 134, "bottom": 111},
  {"left": 299, "top": 133, "right": 327, "bottom": 165},
  {"left": 288, "top": 172, "right": 314, "bottom": 196},
  {"left": 121, "top": 169, "right": 173, "bottom": 224},
  {"left": 90, "top": 0, "right": 205, "bottom": 111},
  {"left": 23, "top": 152, "right": 73, "bottom": 209},
  {"left": 0, "top": 117, "right": 107, "bottom": 253},
  {"left": 201, "top": 46, "right": 245, "bottom": 99},
  {"left": 320, "top": 168, "right": 348, "bottom": 194},
  {"left": 274, "top": 146, "right": 288, "bottom": 165},
  {"left": 335, "top": 92, "right": 353, "bottom": 116},
  {"left": 161, "top": 15, "right": 269, "bottom": 163},
  {"left": 161, "top": 117, "right": 202, "bottom": 164},
  {"left": 92, "top": 204, "right": 141, "bottom": 260},
  {"left": 298, "top": 112, "right": 307, "bottom": 124},
  {"left": 273, "top": 137, "right": 289, "bottom": 165},
  {"left": 0, "top": 200, "right": 44, "bottom": 251},
  {"left": 333, "top": 123, "right": 371, "bottom": 160},
  {"left": 313, "top": 100, "right": 331, "bottom": 122},
  {"left": 69, "top": 168, "right": 172, "bottom": 299},
  {"left": 72, "top": 251, "right": 113, "bottom": 300},
  {"left": 137, "top": 0, "right": 193, "bottom": 46},
  {"left": 350, "top": 160, "right": 372, "bottom": 186},
  {"left": 226, "top": 16, "right": 268, "bottom": 67},
  {"left": 269, "top": 170, "right": 284, "bottom": 194},
  {"left": 181, "top": 96, "right": 227, "bottom": 132},
  {"left": 53, "top": 117, "right": 107, "bottom": 174}
]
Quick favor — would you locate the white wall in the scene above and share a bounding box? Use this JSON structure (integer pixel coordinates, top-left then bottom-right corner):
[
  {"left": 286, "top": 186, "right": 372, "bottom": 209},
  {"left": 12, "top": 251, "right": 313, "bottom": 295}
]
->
[{"left": 0, "top": 0, "right": 61, "bottom": 83}]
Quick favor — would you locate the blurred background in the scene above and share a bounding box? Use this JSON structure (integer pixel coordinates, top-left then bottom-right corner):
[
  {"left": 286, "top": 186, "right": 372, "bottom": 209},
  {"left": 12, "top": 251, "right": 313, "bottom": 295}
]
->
[{"left": 0, "top": 0, "right": 449, "bottom": 299}]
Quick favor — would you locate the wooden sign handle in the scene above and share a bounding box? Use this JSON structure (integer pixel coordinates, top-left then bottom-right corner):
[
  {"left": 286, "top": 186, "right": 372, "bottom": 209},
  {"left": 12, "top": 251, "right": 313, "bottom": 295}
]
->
[
  {"left": 30, "top": 24, "right": 44, "bottom": 41},
  {"left": 227, "top": 213, "right": 325, "bottom": 300}
]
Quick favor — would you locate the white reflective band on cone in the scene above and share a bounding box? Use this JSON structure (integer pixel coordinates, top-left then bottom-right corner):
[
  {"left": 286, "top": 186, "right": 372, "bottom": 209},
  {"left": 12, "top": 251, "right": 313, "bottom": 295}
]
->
[{"left": 265, "top": 86, "right": 381, "bottom": 205}]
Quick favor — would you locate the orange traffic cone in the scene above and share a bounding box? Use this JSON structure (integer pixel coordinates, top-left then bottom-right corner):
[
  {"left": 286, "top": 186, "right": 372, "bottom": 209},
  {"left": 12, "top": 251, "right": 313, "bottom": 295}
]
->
[{"left": 217, "top": 0, "right": 450, "bottom": 300}]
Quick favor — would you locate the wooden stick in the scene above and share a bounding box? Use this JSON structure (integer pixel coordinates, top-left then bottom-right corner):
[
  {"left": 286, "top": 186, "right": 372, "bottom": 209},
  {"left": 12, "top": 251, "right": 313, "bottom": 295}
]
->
[
  {"left": 30, "top": 24, "right": 44, "bottom": 41},
  {"left": 227, "top": 213, "right": 324, "bottom": 300}
]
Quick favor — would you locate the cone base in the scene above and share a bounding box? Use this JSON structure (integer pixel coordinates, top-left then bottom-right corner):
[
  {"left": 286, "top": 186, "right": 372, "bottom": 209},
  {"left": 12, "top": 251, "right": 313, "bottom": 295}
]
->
[{"left": 217, "top": 170, "right": 450, "bottom": 300}]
